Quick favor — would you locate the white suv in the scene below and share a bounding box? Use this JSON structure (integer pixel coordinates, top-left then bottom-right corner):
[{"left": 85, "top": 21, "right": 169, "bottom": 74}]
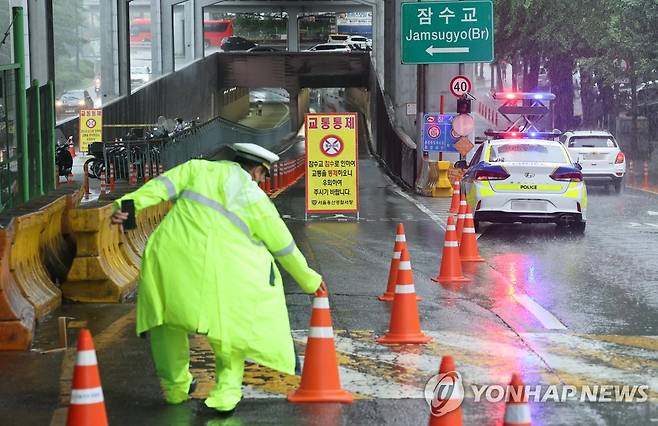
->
[{"left": 560, "top": 130, "right": 626, "bottom": 193}]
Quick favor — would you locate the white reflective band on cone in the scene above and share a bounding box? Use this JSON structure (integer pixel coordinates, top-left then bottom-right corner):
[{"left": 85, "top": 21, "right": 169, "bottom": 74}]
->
[
  {"left": 393, "top": 251, "right": 401, "bottom": 259},
  {"left": 447, "top": 225, "right": 456, "bottom": 231},
  {"left": 309, "top": 327, "right": 334, "bottom": 338},
  {"left": 75, "top": 350, "right": 98, "bottom": 366},
  {"left": 465, "top": 214, "right": 473, "bottom": 219},
  {"left": 463, "top": 227, "right": 475, "bottom": 233},
  {"left": 313, "top": 297, "right": 330, "bottom": 309},
  {"left": 504, "top": 403, "right": 531, "bottom": 423},
  {"left": 457, "top": 214, "right": 465, "bottom": 219},
  {"left": 395, "top": 235, "right": 406, "bottom": 242},
  {"left": 70, "top": 387, "right": 105, "bottom": 405},
  {"left": 445, "top": 241, "right": 459, "bottom": 248},
  {"left": 398, "top": 261, "right": 411, "bottom": 270},
  {"left": 395, "top": 284, "right": 416, "bottom": 294}
]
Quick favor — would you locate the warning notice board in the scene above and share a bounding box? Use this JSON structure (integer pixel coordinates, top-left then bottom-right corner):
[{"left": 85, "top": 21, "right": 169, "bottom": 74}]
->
[
  {"left": 305, "top": 113, "right": 359, "bottom": 214},
  {"left": 79, "top": 109, "right": 103, "bottom": 153}
]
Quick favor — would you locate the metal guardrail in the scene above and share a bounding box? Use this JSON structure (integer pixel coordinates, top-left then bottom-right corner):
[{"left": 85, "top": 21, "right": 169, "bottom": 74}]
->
[
  {"left": 371, "top": 75, "right": 417, "bottom": 188},
  {"left": 100, "top": 114, "right": 293, "bottom": 186}
]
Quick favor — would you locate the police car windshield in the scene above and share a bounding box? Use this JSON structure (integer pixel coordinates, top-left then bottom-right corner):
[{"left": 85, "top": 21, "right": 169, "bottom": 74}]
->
[
  {"left": 491, "top": 143, "right": 566, "bottom": 163},
  {"left": 568, "top": 136, "right": 616, "bottom": 148}
]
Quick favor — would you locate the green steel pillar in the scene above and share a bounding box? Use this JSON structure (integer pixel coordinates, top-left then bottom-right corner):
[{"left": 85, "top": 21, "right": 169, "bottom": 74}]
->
[
  {"left": 13, "top": 7, "right": 29, "bottom": 202},
  {"left": 30, "top": 80, "right": 43, "bottom": 196},
  {"left": 47, "top": 81, "right": 56, "bottom": 191}
]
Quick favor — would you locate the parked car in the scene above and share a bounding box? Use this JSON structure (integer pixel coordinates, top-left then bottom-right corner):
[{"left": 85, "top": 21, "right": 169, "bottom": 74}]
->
[
  {"left": 246, "top": 45, "right": 281, "bottom": 52},
  {"left": 347, "top": 35, "right": 369, "bottom": 50},
  {"left": 55, "top": 90, "right": 94, "bottom": 115},
  {"left": 220, "top": 36, "right": 256, "bottom": 51},
  {"left": 306, "top": 43, "right": 351, "bottom": 53},
  {"left": 560, "top": 130, "right": 626, "bottom": 193},
  {"left": 327, "top": 34, "right": 350, "bottom": 43}
]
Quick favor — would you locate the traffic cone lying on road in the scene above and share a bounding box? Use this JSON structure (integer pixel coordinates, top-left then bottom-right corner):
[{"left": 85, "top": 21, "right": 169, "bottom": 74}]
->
[
  {"left": 288, "top": 290, "right": 352, "bottom": 403},
  {"left": 377, "top": 248, "right": 431, "bottom": 344},
  {"left": 448, "top": 181, "right": 461, "bottom": 214},
  {"left": 503, "top": 374, "right": 532, "bottom": 426},
  {"left": 66, "top": 329, "right": 108, "bottom": 426},
  {"left": 432, "top": 216, "right": 470, "bottom": 284},
  {"left": 428, "top": 355, "right": 464, "bottom": 426},
  {"left": 460, "top": 205, "right": 484, "bottom": 262},
  {"left": 379, "top": 223, "right": 407, "bottom": 302}
]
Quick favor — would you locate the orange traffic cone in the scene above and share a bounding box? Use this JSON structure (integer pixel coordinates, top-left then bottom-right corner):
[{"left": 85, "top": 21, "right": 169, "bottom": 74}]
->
[
  {"left": 68, "top": 144, "right": 76, "bottom": 158},
  {"left": 67, "top": 329, "right": 108, "bottom": 426},
  {"left": 503, "top": 374, "right": 531, "bottom": 426},
  {"left": 459, "top": 206, "right": 484, "bottom": 262},
  {"left": 377, "top": 248, "right": 431, "bottom": 344},
  {"left": 428, "top": 355, "right": 464, "bottom": 426},
  {"left": 448, "top": 181, "right": 461, "bottom": 214},
  {"left": 432, "top": 216, "right": 470, "bottom": 283},
  {"left": 379, "top": 223, "right": 407, "bottom": 301},
  {"left": 288, "top": 290, "right": 352, "bottom": 403},
  {"left": 455, "top": 194, "right": 467, "bottom": 243}
]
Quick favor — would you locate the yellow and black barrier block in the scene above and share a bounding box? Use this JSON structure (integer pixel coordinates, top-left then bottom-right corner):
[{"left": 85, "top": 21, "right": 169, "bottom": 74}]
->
[
  {"left": 39, "top": 196, "right": 74, "bottom": 283},
  {"left": 432, "top": 161, "right": 453, "bottom": 197},
  {"left": 62, "top": 205, "right": 139, "bottom": 303},
  {"left": 416, "top": 160, "right": 453, "bottom": 197},
  {"left": 0, "top": 220, "right": 36, "bottom": 350},
  {"left": 10, "top": 211, "right": 62, "bottom": 319}
]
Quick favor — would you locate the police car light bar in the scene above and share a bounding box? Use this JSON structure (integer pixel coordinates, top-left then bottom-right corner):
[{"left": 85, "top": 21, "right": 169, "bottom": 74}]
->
[
  {"left": 493, "top": 92, "right": 556, "bottom": 101},
  {"left": 484, "top": 130, "right": 562, "bottom": 139}
]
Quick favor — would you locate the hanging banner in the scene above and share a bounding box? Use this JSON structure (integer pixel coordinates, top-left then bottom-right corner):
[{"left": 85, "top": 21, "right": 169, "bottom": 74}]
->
[
  {"left": 79, "top": 109, "right": 103, "bottom": 153},
  {"left": 305, "top": 113, "right": 359, "bottom": 214}
]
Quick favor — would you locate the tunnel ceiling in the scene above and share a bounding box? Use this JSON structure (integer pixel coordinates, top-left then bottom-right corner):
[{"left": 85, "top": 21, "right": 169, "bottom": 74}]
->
[{"left": 215, "top": 52, "right": 371, "bottom": 90}]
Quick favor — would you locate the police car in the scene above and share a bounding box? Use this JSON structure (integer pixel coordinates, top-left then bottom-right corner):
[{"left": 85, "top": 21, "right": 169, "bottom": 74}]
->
[{"left": 458, "top": 132, "right": 587, "bottom": 234}]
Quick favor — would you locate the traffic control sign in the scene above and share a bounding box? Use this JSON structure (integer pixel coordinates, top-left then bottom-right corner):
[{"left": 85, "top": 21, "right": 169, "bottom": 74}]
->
[
  {"left": 454, "top": 137, "right": 475, "bottom": 156},
  {"left": 450, "top": 75, "right": 472, "bottom": 98},
  {"left": 401, "top": 1, "right": 494, "bottom": 64},
  {"left": 423, "top": 113, "right": 459, "bottom": 151},
  {"left": 452, "top": 114, "right": 475, "bottom": 136}
]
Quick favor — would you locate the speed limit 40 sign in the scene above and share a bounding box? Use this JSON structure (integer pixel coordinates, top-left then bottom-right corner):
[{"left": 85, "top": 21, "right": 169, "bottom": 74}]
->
[{"left": 450, "top": 75, "right": 472, "bottom": 98}]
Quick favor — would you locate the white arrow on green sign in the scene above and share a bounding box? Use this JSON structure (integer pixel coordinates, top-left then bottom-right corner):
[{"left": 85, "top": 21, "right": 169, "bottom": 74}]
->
[{"left": 401, "top": 1, "right": 494, "bottom": 64}]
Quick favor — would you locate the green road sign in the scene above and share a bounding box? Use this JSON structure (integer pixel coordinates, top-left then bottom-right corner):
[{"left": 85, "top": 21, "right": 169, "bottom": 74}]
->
[{"left": 401, "top": 1, "right": 494, "bottom": 64}]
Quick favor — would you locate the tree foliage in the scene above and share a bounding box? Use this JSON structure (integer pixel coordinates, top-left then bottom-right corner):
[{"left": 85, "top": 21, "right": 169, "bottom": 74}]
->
[
  {"left": 53, "top": 0, "right": 94, "bottom": 94},
  {"left": 493, "top": 0, "right": 658, "bottom": 154}
]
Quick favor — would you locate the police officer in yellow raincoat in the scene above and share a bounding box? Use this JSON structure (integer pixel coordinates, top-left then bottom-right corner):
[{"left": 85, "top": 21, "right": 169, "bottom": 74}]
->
[{"left": 111, "top": 143, "right": 325, "bottom": 412}]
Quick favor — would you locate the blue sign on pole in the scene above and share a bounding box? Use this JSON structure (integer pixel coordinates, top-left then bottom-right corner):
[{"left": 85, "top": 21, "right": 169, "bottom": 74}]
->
[{"left": 423, "top": 113, "right": 458, "bottom": 151}]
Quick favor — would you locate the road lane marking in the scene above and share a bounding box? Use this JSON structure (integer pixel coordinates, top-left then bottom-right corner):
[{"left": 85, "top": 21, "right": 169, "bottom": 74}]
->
[
  {"left": 189, "top": 330, "right": 658, "bottom": 400},
  {"left": 511, "top": 294, "right": 568, "bottom": 330},
  {"left": 385, "top": 175, "right": 557, "bottom": 328},
  {"left": 384, "top": 175, "right": 446, "bottom": 230},
  {"left": 648, "top": 211, "right": 658, "bottom": 216}
]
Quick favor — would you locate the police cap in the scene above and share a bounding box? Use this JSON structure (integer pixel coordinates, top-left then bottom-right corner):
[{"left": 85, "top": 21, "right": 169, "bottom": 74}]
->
[{"left": 232, "top": 143, "right": 280, "bottom": 173}]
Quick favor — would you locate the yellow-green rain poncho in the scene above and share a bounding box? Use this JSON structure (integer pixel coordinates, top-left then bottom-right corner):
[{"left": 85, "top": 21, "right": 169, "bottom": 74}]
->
[{"left": 114, "top": 159, "right": 322, "bottom": 375}]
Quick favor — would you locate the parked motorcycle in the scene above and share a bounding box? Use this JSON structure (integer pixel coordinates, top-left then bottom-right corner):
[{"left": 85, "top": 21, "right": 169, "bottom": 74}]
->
[{"left": 55, "top": 136, "right": 73, "bottom": 177}]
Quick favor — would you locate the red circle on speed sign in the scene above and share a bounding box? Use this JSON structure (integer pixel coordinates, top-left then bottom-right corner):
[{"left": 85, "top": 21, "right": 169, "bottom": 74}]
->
[
  {"left": 428, "top": 125, "right": 441, "bottom": 139},
  {"left": 450, "top": 75, "right": 472, "bottom": 98},
  {"left": 320, "top": 134, "right": 344, "bottom": 157}
]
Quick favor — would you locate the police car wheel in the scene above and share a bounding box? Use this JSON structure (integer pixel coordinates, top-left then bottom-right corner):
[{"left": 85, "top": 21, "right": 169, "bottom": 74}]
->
[{"left": 572, "top": 221, "right": 586, "bottom": 234}]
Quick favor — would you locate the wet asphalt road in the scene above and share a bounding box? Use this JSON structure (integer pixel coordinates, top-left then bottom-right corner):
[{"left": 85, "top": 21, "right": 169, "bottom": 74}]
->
[{"left": 1, "top": 92, "right": 657, "bottom": 425}]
